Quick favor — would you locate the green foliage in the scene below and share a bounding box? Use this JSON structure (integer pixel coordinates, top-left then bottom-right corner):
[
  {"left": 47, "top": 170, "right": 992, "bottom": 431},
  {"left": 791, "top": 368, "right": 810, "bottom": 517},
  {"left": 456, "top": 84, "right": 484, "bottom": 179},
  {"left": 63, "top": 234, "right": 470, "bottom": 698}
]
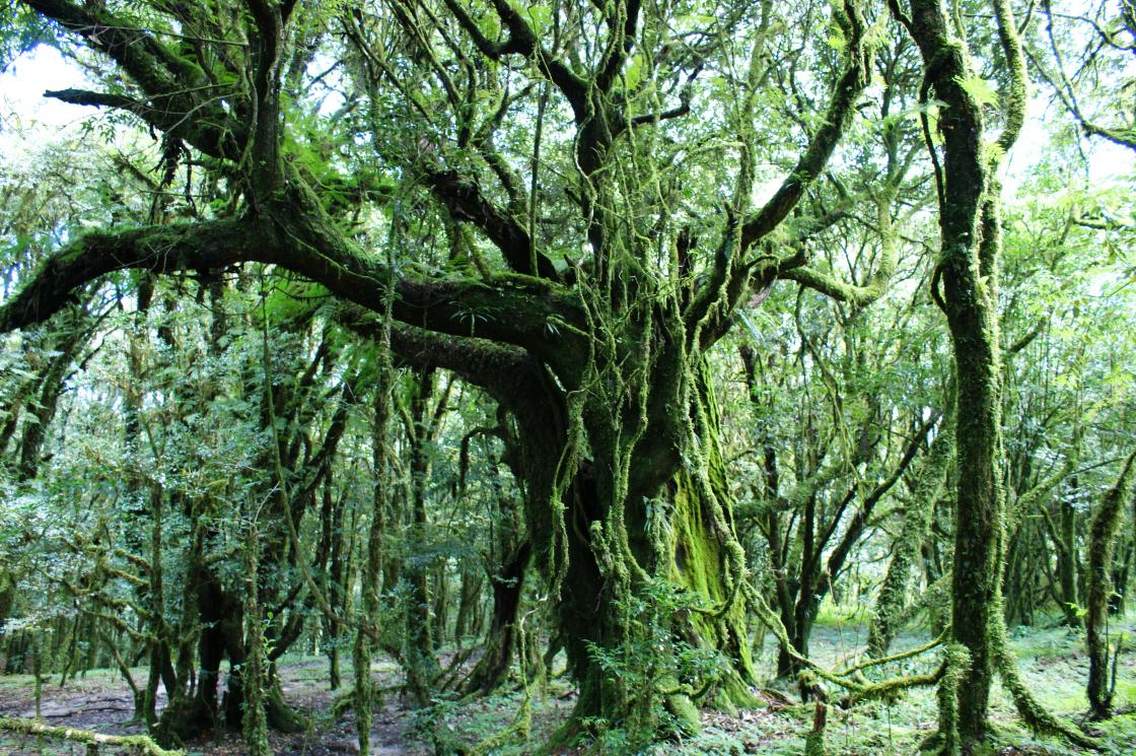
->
[
  {"left": 0, "top": 0, "right": 1134, "bottom": 752},
  {"left": 0, "top": 3, "right": 50, "bottom": 72},
  {"left": 578, "top": 578, "right": 721, "bottom": 750}
]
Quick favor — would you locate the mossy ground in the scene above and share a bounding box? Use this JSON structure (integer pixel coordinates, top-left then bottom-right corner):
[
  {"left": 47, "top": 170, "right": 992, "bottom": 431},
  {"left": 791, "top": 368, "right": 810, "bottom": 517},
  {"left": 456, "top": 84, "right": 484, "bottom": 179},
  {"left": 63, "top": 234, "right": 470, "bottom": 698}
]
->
[{"left": 2, "top": 612, "right": 1135, "bottom": 754}]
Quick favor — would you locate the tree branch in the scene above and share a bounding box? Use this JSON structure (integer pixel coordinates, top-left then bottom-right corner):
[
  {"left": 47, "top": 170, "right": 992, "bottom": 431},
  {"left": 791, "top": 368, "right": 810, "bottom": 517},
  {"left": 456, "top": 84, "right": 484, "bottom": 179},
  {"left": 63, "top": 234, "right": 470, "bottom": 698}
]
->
[
  {"left": 44, "top": 88, "right": 239, "bottom": 161},
  {"left": 23, "top": 0, "right": 241, "bottom": 159},
  {"left": 0, "top": 210, "right": 584, "bottom": 372},
  {"left": 739, "top": 0, "right": 873, "bottom": 251},
  {"left": 423, "top": 168, "right": 559, "bottom": 280}
]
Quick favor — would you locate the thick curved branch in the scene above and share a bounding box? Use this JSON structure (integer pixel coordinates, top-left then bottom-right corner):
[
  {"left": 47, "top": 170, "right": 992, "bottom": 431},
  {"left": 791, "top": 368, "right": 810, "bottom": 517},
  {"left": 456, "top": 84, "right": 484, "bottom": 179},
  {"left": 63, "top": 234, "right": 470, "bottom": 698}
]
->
[
  {"left": 24, "top": 0, "right": 196, "bottom": 91},
  {"left": 992, "top": 0, "right": 1027, "bottom": 153},
  {"left": 336, "top": 303, "right": 548, "bottom": 408},
  {"left": 24, "top": 0, "right": 242, "bottom": 160},
  {"left": 780, "top": 260, "right": 893, "bottom": 307},
  {"left": 424, "top": 168, "right": 559, "bottom": 279},
  {"left": 688, "top": 0, "right": 874, "bottom": 349},
  {"left": 0, "top": 210, "right": 585, "bottom": 371}
]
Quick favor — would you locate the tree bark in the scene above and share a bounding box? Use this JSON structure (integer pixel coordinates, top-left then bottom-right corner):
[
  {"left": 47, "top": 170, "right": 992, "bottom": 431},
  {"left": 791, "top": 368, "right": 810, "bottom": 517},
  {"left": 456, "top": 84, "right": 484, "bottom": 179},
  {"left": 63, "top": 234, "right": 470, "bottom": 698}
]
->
[
  {"left": 1087, "top": 451, "right": 1136, "bottom": 719},
  {"left": 463, "top": 541, "right": 531, "bottom": 695}
]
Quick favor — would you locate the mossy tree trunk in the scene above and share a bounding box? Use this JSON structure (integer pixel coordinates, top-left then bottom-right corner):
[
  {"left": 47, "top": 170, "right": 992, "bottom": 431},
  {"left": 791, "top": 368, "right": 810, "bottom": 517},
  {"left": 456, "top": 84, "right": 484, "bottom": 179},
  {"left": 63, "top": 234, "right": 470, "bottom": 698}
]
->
[
  {"left": 353, "top": 374, "right": 392, "bottom": 756},
  {"left": 897, "top": 0, "right": 1021, "bottom": 744},
  {"left": 453, "top": 567, "right": 482, "bottom": 644},
  {"left": 241, "top": 520, "right": 270, "bottom": 756},
  {"left": 551, "top": 362, "right": 763, "bottom": 740},
  {"left": 322, "top": 477, "right": 349, "bottom": 691},
  {"left": 463, "top": 536, "right": 531, "bottom": 695},
  {"left": 555, "top": 467, "right": 760, "bottom": 735},
  {"left": 897, "top": 1, "right": 1092, "bottom": 750},
  {"left": 397, "top": 367, "right": 449, "bottom": 703},
  {"left": 1086, "top": 451, "right": 1136, "bottom": 719},
  {"left": 867, "top": 410, "right": 954, "bottom": 657},
  {"left": 1057, "top": 487, "right": 1082, "bottom": 627}
]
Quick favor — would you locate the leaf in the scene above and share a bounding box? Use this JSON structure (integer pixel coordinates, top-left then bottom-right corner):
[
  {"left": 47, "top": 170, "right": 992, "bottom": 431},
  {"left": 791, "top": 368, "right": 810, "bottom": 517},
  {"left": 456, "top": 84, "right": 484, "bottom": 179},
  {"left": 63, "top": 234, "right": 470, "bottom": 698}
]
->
[
  {"left": 527, "top": 4, "right": 552, "bottom": 35},
  {"left": 624, "top": 53, "right": 644, "bottom": 90},
  {"left": 955, "top": 75, "right": 999, "bottom": 107},
  {"left": 674, "top": 13, "right": 716, "bottom": 31},
  {"left": 826, "top": 24, "right": 846, "bottom": 51},
  {"left": 478, "top": 11, "right": 500, "bottom": 40}
]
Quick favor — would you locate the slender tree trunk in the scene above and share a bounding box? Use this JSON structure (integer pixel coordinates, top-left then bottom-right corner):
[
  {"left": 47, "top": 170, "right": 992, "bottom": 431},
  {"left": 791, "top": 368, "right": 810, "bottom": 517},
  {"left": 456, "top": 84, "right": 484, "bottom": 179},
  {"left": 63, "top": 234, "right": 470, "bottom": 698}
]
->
[
  {"left": 242, "top": 520, "right": 269, "bottom": 756},
  {"left": 868, "top": 414, "right": 953, "bottom": 657},
  {"left": 1087, "top": 451, "right": 1136, "bottom": 719},
  {"left": 463, "top": 541, "right": 531, "bottom": 694},
  {"left": 1058, "top": 490, "right": 1081, "bottom": 626},
  {"left": 355, "top": 368, "right": 392, "bottom": 755},
  {"left": 141, "top": 483, "right": 166, "bottom": 725},
  {"left": 403, "top": 367, "right": 441, "bottom": 703},
  {"left": 326, "top": 482, "right": 348, "bottom": 691},
  {"left": 453, "top": 568, "right": 482, "bottom": 643},
  {"left": 433, "top": 567, "right": 450, "bottom": 649}
]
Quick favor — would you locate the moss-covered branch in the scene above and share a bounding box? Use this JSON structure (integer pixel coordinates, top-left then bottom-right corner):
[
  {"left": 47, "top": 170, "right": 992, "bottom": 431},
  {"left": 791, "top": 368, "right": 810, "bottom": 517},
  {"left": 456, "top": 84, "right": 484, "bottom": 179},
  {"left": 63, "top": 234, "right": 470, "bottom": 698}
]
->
[
  {"left": 0, "top": 717, "right": 181, "bottom": 756},
  {"left": 0, "top": 205, "right": 585, "bottom": 374},
  {"left": 739, "top": 0, "right": 872, "bottom": 250}
]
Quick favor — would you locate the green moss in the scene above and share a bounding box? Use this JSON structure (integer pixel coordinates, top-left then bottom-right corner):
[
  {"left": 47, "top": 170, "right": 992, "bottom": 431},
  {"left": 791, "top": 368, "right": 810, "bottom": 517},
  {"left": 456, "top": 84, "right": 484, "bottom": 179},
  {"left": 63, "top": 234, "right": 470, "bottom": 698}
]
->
[
  {"left": 1086, "top": 452, "right": 1136, "bottom": 718},
  {"left": 0, "top": 716, "right": 182, "bottom": 755},
  {"left": 663, "top": 687, "right": 702, "bottom": 736},
  {"left": 868, "top": 413, "right": 953, "bottom": 658}
]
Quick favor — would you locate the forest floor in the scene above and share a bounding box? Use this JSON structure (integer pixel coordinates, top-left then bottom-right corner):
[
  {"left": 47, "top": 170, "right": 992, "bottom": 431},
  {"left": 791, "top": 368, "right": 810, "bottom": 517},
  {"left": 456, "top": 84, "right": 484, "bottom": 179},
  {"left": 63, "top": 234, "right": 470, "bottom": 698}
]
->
[{"left": 3, "top": 612, "right": 1136, "bottom": 754}]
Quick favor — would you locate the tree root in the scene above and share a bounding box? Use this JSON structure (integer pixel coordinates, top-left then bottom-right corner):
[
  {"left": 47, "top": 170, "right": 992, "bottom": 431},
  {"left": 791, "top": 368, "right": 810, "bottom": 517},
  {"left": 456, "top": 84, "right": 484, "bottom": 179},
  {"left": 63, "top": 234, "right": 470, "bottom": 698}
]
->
[{"left": 992, "top": 617, "right": 1100, "bottom": 750}]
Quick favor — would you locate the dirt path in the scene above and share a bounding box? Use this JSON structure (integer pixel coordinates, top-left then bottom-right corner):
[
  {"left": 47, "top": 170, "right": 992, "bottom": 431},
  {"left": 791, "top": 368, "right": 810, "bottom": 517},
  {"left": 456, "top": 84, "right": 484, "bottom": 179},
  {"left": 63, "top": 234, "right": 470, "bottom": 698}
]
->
[
  {"left": 0, "top": 657, "right": 429, "bottom": 755},
  {"left": 3, "top": 622, "right": 1134, "bottom": 754}
]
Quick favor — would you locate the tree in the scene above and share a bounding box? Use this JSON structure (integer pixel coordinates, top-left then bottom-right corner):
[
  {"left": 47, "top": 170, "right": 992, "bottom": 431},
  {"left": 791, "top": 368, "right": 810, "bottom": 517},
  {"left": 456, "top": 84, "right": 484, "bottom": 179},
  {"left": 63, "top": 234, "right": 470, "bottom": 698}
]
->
[
  {"left": 0, "top": 0, "right": 891, "bottom": 735},
  {"left": 893, "top": 0, "right": 1096, "bottom": 748}
]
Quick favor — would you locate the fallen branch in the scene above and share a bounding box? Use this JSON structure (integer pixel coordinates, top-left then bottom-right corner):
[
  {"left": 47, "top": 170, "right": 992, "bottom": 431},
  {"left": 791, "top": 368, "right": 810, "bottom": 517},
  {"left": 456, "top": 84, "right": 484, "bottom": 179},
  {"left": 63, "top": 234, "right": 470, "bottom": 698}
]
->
[{"left": 0, "top": 717, "right": 181, "bottom": 756}]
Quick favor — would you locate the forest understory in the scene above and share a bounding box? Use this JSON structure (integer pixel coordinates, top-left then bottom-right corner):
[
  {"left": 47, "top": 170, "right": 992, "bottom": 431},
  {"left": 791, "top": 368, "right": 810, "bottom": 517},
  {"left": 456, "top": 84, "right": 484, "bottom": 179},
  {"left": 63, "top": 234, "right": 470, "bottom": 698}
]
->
[
  {"left": 4, "top": 615, "right": 1136, "bottom": 755},
  {"left": 2, "top": 0, "right": 1135, "bottom": 754}
]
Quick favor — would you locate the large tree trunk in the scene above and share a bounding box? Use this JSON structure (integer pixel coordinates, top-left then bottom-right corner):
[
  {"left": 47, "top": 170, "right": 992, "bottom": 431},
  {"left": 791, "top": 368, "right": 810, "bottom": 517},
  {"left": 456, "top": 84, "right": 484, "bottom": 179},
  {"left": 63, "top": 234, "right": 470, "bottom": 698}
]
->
[
  {"left": 158, "top": 549, "right": 302, "bottom": 745},
  {"left": 946, "top": 273, "right": 1004, "bottom": 744},
  {"left": 903, "top": 0, "right": 1004, "bottom": 745},
  {"left": 558, "top": 466, "right": 757, "bottom": 735},
  {"left": 554, "top": 369, "right": 758, "bottom": 739}
]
